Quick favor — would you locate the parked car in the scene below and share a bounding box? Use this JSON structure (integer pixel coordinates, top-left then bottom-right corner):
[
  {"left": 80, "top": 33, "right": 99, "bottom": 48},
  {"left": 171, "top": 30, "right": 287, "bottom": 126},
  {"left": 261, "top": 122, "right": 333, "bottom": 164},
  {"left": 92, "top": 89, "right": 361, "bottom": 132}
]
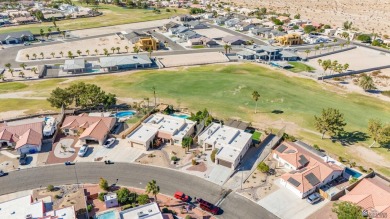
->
[
  {"left": 174, "top": 191, "right": 189, "bottom": 202},
  {"left": 307, "top": 192, "right": 322, "bottom": 204},
  {"left": 19, "top": 153, "right": 27, "bottom": 165},
  {"left": 78, "top": 145, "right": 88, "bottom": 157},
  {"left": 0, "top": 169, "right": 5, "bottom": 177},
  {"left": 103, "top": 138, "right": 116, "bottom": 148},
  {"left": 23, "top": 42, "right": 31, "bottom": 46},
  {"left": 197, "top": 198, "right": 220, "bottom": 215}
]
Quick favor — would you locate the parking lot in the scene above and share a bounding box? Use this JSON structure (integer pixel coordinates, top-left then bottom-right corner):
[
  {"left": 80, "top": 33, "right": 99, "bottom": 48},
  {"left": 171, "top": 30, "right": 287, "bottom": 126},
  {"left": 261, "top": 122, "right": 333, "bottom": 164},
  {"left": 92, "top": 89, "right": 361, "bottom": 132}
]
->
[{"left": 257, "top": 179, "right": 329, "bottom": 219}]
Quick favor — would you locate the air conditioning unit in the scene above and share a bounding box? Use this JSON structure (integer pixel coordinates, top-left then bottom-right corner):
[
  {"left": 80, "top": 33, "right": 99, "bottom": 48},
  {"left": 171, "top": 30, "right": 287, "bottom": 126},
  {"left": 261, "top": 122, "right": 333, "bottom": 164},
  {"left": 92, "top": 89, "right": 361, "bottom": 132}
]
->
[{"left": 26, "top": 214, "right": 33, "bottom": 219}]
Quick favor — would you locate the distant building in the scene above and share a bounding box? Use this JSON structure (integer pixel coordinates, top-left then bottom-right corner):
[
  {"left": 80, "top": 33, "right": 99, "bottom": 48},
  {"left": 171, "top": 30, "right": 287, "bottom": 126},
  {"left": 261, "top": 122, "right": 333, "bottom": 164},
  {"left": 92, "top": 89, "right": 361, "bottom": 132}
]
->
[
  {"left": 120, "top": 202, "right": 165, "bottom": 219},
  {"left": 222, "top": 35, "right": 246, "bottom": 45},
  {"left": 185, "top": 20, "right": 208, "bottom": 29},
  {"left": 124, "top": 31, "right": 159, "bottom": 51},
  {"left": 0, "top": 30, "right": 34, "bottom": 44},
  {"left": 99, "top": 55, "right": 153, "bottom": 71},
  {"left": 275, "top": 33, "right": 303, "bottom": 46},
  {"left": 63, "top": 59, "right": 86, "bottom": 74}
]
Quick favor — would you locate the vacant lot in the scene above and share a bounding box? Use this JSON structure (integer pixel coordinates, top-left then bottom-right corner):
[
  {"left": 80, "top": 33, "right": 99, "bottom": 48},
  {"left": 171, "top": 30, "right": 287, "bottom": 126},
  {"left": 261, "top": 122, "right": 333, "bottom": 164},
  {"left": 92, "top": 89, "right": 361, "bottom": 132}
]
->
[
  {"left": 0, "top": 5, "right": 186, "bottom": 34},
  {"left": 0, "top": 63, "right": 389, "bottom": 175}
]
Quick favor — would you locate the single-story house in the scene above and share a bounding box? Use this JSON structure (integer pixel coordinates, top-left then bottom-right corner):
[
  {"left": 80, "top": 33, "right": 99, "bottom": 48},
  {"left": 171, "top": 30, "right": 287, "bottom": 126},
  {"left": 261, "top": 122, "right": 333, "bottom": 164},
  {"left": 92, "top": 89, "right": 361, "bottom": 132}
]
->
[
  {"left": 185, "top": 20, "right": 208, "bottom": 29},
  {"left": 0, "top": 30, "right": 34, "bottom": 44},
  {"left": 169, "top": 25, "right": 189, "bottom": 35},
  {"left": 198, "top": 123, "right": 252, "bottom": 170},
  {"left": 176, "top": 15, "right": 195, "bottom": 22},
  {"left": 251, "top": 27, "right": 272, "bottom": 36},
  {"left": 188, "top": 36, "right": 218, "bottom": 47},
  {"left": 43, "top": 13, "right": 65, "bottom": 20},
  {"left": 222, "top": 36, "right": 246, "bottom": 45},
  {"left": 63, "top": 59, "right": 85, "bottom": 74},
  {"left": 127, "top": 113, "right": 195, "bottom": 150},
  {"left": 225, "top": 18, "right": 240, "bottom": 27},
  {"left": 99, "top": 55, "right": 152, "bottom": 71},
  {"left": 279, "top": 50, "right": 300, "bottom": 61},
  {"left": 214, "top": 16, "right": 228, "bottom": 25},
  {"left": 237, "top": 50, "right": 255, "bottom": 60},
  {"left": 273, "top": 142, "right": 343, "bottom": 198},
  {"left": 13, "top": 16, "right": 35, "bottom": 24},
  {"left": 339, "top": 177, "right": 390, "bottom": 216},
  {"left": 162, "top": 21, "right": 179, "bottom": 32},
  {"left": 178, "top": 30, "right": 202, "bottom": 40},
  {"left": 61, "top": 114, "right": 116, "bottom": 145},
  {"left": 0, "top": 122, "right": 43, "bottom": 154},
  {"left": 123, "top": 31, "right": 150, "bottom": 44},
  {"left": 235, "top": 22, "right": 255, "bottom": 31}
]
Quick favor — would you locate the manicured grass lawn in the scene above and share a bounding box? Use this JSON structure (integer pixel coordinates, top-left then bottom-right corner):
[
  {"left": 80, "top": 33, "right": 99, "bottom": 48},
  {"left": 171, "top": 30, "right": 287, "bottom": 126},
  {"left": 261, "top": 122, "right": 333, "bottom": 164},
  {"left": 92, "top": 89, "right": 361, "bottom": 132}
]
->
[
  {"left": 288, "top": 61, "right": 316, "bottom": 73},
  {"left": 192, "top": 45, "right": 205, "bottom": 49},
  {"left": 0, "top": 99, "right": 55, "bottom": 114},
  {"left": 0, "top": 82, "right": 28, "bottom": 93},
  {"left": 0, "top": 5, "right": 187, "bottom": 34},
  {"left": 252, "top": 132, "right": 262, "bottom": 141}
]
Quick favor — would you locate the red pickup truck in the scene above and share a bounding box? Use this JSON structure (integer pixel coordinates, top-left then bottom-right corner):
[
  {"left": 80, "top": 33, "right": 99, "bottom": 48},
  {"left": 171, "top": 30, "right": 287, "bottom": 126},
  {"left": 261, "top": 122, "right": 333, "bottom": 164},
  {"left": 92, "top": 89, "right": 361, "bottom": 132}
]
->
[
  {"left": 174, "top": 191, "right": 190, "bottom": 202},
  {"left": 197, "top": 198, "right": 220, "bottom": 215}
]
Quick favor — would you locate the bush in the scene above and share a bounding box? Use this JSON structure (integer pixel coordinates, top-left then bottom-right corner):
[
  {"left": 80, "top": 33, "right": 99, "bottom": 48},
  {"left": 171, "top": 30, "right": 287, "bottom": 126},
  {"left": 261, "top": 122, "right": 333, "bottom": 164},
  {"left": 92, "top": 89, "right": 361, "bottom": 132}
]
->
[
  {"left": 192, "top": 159, "right": 197, "bottom": 165},
  {"left": 116, "top": 188, "right": 131, "bottom": 204},
  {"left": 47, "top": 185, "right": 55, "bottom": 192},
  {"left": 282, "top": 133, "right": 296, "bottom": 142},
  {"left": 99, "top": 177, "right": 109, "bottom": 191},
  {"left": 54, "top": 194, "right": 61, "bottom": 199},
  {"left": 166, "top": 8, "right": 170, "bottom": 12},
  {"left": 382, "top": 90, "right": 390, "bottom": 97},
  {"left": 350, "top": 162, "right": 356, "bottom": 168},
  {"left": 137, "top": 194, "right": 149, "bottom": 205},
  {"left": 121, "top": 204, "right": 132, "bottom": 211},
  {"left": 313, "top": 144, "right": 320, "bottom": 151},
  {"left": 171, "top": 156, "right": 179, "bottom": 161},
  {"left": 358, "top": 166, "right": 367, "bottom": 173},
  {"left": 185, "top": 215, "right": 192, "bottom": 219},
  {"left": 349, "top": 177, "right": 358, "bottom": 184},
  {"left": 338, "top": 156, "right": 344, "bottom": 162},
  {"left": 257, "top": 162, "right": 270, "bottom": 173},
  {"left": 87, "top": 204, "right": 93, "bottom": 212},
  {"left": 98, "top": 192, "right": 107, "bottom": 201},
  {"left": 210, "top": 149, "right": 218, "bottom": 163}
]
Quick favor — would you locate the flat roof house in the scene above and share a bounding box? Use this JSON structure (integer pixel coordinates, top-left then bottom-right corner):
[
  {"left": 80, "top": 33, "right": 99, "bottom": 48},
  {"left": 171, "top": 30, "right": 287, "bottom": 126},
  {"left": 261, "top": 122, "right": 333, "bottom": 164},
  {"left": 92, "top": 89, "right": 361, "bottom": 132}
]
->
[
  {"left": 63, "top": 58, "right": 86, "bottom": 74},
  {"left": 198, "top": 123, "right": 252, "bottom": 170},
  {"left": 0, "top": 30, "right": 34, "bottom": 44},
  {"left": 61, "top": 114, "right": 116, "bottom": 145},
  {"left": 0, "top": 122, "right": 43, "bottom": 154},
  {"left": 273, "top": 142, "right": 343, "bottom": 198},
  {"left": 120, "top": 202, "right": 164, "bottom": 219},
  {"left": 99, "top": 55, "right": 152, "bottom": 71},
  {"left": 127, "top": 113, "right": 195, "bottom": 150}
]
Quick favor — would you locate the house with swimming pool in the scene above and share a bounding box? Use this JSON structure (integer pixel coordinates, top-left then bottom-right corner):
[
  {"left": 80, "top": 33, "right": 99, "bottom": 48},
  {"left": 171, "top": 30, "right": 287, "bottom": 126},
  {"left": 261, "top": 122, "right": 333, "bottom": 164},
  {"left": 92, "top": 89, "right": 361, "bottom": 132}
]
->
[
  {"left": 99, "top": 55, "right": 152, "bottom": 72},
  {"left": 197, "top": 123, "right": 252, "bottom": 170},
  {"left": 127, "top": 113, "right": 195, "bottom": 150}
]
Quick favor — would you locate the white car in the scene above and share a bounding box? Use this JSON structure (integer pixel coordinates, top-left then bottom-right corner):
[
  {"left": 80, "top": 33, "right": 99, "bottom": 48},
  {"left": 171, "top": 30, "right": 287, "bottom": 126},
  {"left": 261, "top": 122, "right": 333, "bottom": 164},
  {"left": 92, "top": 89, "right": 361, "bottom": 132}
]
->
[
  {"left": 78, "top": 145, "right": 88, "bottom": 157},
  {"left": 0, "top": 170, "right": 5, "bottom": 177},
  {"left": 103, "top": 138, "right": 116, "bottom": 148}
]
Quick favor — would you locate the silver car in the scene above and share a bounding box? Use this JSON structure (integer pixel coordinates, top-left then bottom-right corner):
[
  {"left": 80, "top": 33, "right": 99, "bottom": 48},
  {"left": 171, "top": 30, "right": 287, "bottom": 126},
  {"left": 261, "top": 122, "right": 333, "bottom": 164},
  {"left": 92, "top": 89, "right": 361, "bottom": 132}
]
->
[
  {"left": 307, "top": 192, "right": 322, "bottom": 204},
  {"left": 78, "top": 145, "right": 88, "bottom": 157}
]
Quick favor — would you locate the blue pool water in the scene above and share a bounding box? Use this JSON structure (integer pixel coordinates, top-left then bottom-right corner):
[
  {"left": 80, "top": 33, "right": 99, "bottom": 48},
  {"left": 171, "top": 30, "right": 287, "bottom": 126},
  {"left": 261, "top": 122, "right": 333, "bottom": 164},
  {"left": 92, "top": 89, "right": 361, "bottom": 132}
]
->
[
  {"left": 96, "top": 211, "right": 116, "bottom": 219},
  {"left": 345, "top": 167, "right": 362, "bottom": 178},
  {"left": 171, "top": 114, "right": 190, "bottom": 119},
  {"left": 115, "top": 111, "right": 135, "bottom": 118}
]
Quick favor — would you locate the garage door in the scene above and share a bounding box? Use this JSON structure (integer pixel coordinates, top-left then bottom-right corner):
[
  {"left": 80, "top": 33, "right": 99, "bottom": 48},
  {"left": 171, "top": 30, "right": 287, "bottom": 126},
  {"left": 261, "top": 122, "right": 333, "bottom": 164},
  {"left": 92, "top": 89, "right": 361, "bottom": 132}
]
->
[
  {"left": 86, "top": 139, "right": 99, "bottom": 145},
  {"left": 218, "top": 159, "right": 232, "bottom": 168},
  {"left": 131, "top": 142, "right": 144, "bottom": 150}
]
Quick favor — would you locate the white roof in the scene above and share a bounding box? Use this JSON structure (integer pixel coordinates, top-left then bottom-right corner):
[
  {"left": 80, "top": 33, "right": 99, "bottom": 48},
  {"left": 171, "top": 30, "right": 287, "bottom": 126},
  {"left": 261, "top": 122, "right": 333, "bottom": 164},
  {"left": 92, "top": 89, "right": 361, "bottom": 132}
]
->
[
  {"left": 104, "top": 193, "right": 117, "bottom": 201},
  {"left": 100, "top": 55, "right": 152, "bottom": 68},
  {"left": 0, "top": 195, "right": 44, "bottom": 219},
  {"left": 120, "top": 202, "right": 163, "bottom": 219},
  {"left": 63, "top": 59, "right": 85, "bottom": 70},
  {"left": 199, "top": 123, "right": 252, "bottom": 163},
  {"left": 45, "top": 206, "right": 76, "bottom": 219},
  {"left": 127, "top": 125, "right": 159, "bottom": 144}
]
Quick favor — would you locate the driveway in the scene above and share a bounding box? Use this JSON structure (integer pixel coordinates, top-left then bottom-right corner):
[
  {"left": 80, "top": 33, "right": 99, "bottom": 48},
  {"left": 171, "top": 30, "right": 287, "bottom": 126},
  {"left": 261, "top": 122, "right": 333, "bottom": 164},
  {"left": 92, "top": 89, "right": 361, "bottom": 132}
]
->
[
  {"left": 258, "top": 179, "right": 329, "bottom": 219},
  {"left": 206, "top": 164, "right": 233, "bottom": 186}
]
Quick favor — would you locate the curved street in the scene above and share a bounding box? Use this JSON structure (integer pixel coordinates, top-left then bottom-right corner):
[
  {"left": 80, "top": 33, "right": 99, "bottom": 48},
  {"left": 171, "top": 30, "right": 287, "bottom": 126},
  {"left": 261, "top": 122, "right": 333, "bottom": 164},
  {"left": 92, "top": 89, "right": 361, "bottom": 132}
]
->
[{"left": 0, "top": 162, "right": 277, "bottom": 219}]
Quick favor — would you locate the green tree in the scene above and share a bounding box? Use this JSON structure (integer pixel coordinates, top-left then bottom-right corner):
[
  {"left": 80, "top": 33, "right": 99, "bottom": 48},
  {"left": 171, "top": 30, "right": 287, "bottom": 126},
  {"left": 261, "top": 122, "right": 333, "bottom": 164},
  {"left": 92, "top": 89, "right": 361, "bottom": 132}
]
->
[
  {"left": 304, "top": 25, "right": 316, "bottom": 33},
  {"left": 31, "top": 67, "right": 38, "bottom": 74},
  {"left": 50, "top": 52, "right": 55, "bottom": 58},
  {"left": 332, "top": 201, "right": 364, "bottom": 219},
  {"left": 357, "top": 34, "right": 371, "bottom": 43},
  {"left": 47, "top": 185, "right": 55, "bottom": 192},
  {"left": 304, "top": 49, "right": 311, "bottom": 58},
  {"left": 99, "top": 177, "right": 109, "bottom": 191},
  {"left": 136, "top": 194, "right": 149, "bottom": 205},
  {"left": 294, "top": 13, "right": 300, "bottom": 19},
  {"left": 111, "top": 47, "right": 115, "bottom": 54},
  {"left": 5, "top": 63, "right": 11, "bottom": 70},
  {"left": 368, "top": 119, "right": 383, "bottom": 148},
  {"left": 47, "top": 87, "right": 73, "bottom": 108},
  {"left": 86, "top": 50, "right": 90, "bottom": 55},
  {"left": 40, "top": 52, "right": 44, "bottom": 59},
  {"left": 102, "top": 93, "right": 117, "bottom": 109},
  {"left": 148, "top": 47, "right": 153, "bottom": 58},
  {"left": 342, "top": 21, "right": 353, "bottom": 30},
  {"left": 19, "top": 71, "right": 25, "bottom": 78},
  {"left": 19, "top": 63, "right": 26, "bottom": 70},
  {"left": 125, "top": 45, "right": 129, "bottom": 53},
  {"left": 59, "top": 51, "right": 63, "bottom": 57},
  {"left": 95, "top": 49, "right": 99, "bottom": 55},
  {"left": 8, "top": 68, "right": 14, "bottom": 77},
  {"left": 252, "top": 91, "right": 260, "bottom": 113},
  {"left": 257, "top": 162, "right": 270, "bottom": 173},
  {"left": 314, "top": 46, "right": 319, "bottom": 55},
  {"left": 314, "top": 108, "right": 347, "bottom": 139},
  {"left": 0, "top": 74, "right": 5, "bottom": 81},
  {"left": 358, "top": 74, "right": 376, "bottom": 91},
  {"left": 116, "top": 187, "right": 131, "bottom": 204},
  {"left": 104, "top": 48, "right": 109, "bottom": 56},
  {"left": 26, "top": 54, "right": 30, "bottom": 60},
  {"left": 181, "top": 136, "right": 193, "bottom": 152},
  {"left": 145, "top": 180, "right": 160, "bottom": 202},
  {"left": 68, "top": 51, "right": 73, "bottom": 59},
  {"left": 116, "top": 47, "right": 120, "bottom": 53},
  {"left": 77, "top": 50, "right": 82, "bottom": 56}
]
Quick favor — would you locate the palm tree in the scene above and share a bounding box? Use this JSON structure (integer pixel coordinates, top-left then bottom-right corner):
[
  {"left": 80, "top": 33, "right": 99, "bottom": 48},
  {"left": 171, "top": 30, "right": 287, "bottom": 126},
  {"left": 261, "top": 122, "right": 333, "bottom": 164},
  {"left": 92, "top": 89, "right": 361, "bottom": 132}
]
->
[
  {"left": 145, "top": 180, "right": 160, "bottom": 202},
  {"left": 5, "top": 63, "right": 11, "bottom": 70},
  {"left": 86, "top": 50, "right": 90, "bottom": 56},
  {"left": 76, "top": 50, "right": 82, "bottom": 56},
  {"left": 152, "top": 86, "right": 157, "bottom": 107},
  {"left": 116, "top": 47, "right": 120, "bottom": 54},
  {"left": 95, "top": 49, "right": 99, "bottom": 55},
  {"left": 31, "top": 67, "right": 37, "bottom": 74},
  {"left": 50, "top": 52, "right": 55, "bottom": 58},
  {"left": 59, "top": 51, "right": 64, "bottom": 57},
  {"left": 314, "top": 46, "right": 319, "bottom": 55},
  {"left": 40, "top": 52, "right": 44, "bottom": 59},
  {"left": 317, "top": 59, "right": 322, "bottom": 66},
  {"left": 223, "top": 44, "right": 229, "bottom": 54},
  {"left": 40, "top": 29, "right": 44, "bottom": 39},
  {"left": 304, "top": 49, "right": 310, "bottom": 58},
  {"left": 61, "top": 31, "right": 66, "bottom": 38},
  {"left": 133, "top": 46, "right": 139, "bottom": 53},
  {"left": 111, "top": 47, "right": 115, "bottom": 54},
  {"left": 20, "top": 63, "right": 26, "bottom": 70},
  {"left": 321, "top": 59, "right": 332, "bottom": 77},
  {"left": 19, "top": 71, "right": 25, "bottom": 78},
  {"left": 33, "top": 53, "right": 37, "bottom": 59},
  {"left": 125, "top": 45, "right": 129, "bottom": 53},
  {"left": 252, "top": 91, "right": 260, "bottom": 113},
  {"left": 68, "top": 51, "right": 73, "bottom": 59},
  {"left": 148, "top": 48, "right": 153, "bottom": 58},
  {"left": 327, "top": 45, "right": 332, "bottom": 52},
  {"left": 25, "top": 54, "right": 30, "bottom": 60},
  {"left": 104, "top": 49, "right": 109, "bottom": 56},
  {"left": 359, "top": 74, "right": 376, "bottom": 91},
  {"left": 343, "top": 63, "right": 349, "bottom": 73},
  {"left": 8, "top": 68, "right": 14, "bottom": 76}
]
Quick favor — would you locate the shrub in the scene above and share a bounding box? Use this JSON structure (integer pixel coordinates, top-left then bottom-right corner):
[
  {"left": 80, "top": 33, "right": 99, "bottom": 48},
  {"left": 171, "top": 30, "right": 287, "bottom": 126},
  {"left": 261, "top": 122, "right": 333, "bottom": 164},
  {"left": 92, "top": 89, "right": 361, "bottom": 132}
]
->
[
  {"left": 382, "top": 90, "right": 390, "bottom": 97},
  {"left": 116, "top": 188, "right": 131, "bottom": 204},
  {"left": 171, "top": 156, "right": 179, "bottom": 161},
  {"left": 162, "top": 208, "right": 169, "bottom": 213},
  {"left": 350, "top": 162, "right": 356, "bottom": 168},
  {"left": 99, "top": 177, "right": 109, "bottom": 191},
  {"left": 192, "top": 159, "right": 197, "bottom": 165},
  {"left": 282, "top": 133, "right": 296, "bottom": 142},
  {"left": 313, "top": 144, "right": 320, "bottom": 151},
  {"left": 54, "top": 194, "right": 61, "bottom": 199},
  {"left": 185, "top": 215, "right": 192, "bottom": 219},
  {"left": 137, "top": 194, "right": 149, "bottom": 205},
  {"left": 87, "top": 204, "right": 93, "bottom": 212},
  {"left": 121, "top": 204, "right": 132, "bottom": 211},
  {"left": 338, "top": 156, "right": 344, "bottom": 162},
  {"left": 371, "top": 70, "right": 381, "bottom": 76},
  {"left": 166, "top": 8, "right": 170, "bottom": 12},
  {"left": 257, "top": 162, "right": 270, "bottom": 173},
  {"left": 98, "top": 192, "right": 107, "bottom": 201},
  {"left": 47, "top": 185, "right": 55, "bottom": 192},
  {"left": 358, "top": 166, "right": 367, "bottom": 173},
  {"left": 349, "top": 177, "right": 358, "bottom": 184},
  {"left": 210, "top": 149, "right": 218, "bottom": 162}
]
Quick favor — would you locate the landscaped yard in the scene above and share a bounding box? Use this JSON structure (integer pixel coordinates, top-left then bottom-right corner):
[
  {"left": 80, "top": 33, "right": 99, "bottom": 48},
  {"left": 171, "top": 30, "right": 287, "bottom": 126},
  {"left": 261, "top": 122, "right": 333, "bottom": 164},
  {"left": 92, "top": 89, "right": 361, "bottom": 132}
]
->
[
  {"left": 0, "top": 5, "right": 187, "bottom": 34},
  {"left": 0, "top": 63, "right": 389, "bottom": 175},
  {"left": 288, "top": 61, "right": 316, "bottom": 73},
  {"left": 252, "top": 131, "right": 262, "bottom": 141}
]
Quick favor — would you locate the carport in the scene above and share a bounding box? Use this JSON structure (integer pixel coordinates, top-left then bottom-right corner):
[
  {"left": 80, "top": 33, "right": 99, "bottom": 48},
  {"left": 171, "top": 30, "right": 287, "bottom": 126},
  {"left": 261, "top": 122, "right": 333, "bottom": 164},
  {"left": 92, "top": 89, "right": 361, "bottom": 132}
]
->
[{"left": 217, "top": 158, "right": 232, "bottom": 168}]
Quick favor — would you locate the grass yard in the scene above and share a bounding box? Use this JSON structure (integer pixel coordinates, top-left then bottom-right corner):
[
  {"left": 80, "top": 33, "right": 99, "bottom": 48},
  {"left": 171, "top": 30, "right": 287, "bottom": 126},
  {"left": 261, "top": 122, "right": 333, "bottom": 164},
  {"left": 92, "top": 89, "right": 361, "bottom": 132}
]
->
[
  {"left": 0, "top": 5, "right": 187, "bottom": 34},
  {"left": 252, "top": 131, "right": 262, "bottom": 141},
  {"left": 0, "top": 63, "right": 389, "bottom": 175},
  {"left": 288, "top": 61, "right": 316, "bottom": 73},
  {"left": 192, "top": 45, "right": 205, "bottom": 49},
  {"left": 0, "top": 99, "right": 55, "bottom": 114}
]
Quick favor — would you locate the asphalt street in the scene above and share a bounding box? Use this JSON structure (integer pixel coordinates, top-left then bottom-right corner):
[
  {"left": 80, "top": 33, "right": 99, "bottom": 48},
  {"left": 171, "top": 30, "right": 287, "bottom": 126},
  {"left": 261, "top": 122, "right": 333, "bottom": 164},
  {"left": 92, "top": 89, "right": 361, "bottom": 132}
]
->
[{"left": 0, "top": 162, "right": 278, "bottom": 219}]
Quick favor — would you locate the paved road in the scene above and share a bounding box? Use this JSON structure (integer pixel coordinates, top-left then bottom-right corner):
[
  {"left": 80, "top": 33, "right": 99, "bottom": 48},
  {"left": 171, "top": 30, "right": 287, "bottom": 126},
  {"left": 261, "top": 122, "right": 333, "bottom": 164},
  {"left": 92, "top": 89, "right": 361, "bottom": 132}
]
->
[{"left": 0, "top": 163, "right": 277, "bottom": 219}]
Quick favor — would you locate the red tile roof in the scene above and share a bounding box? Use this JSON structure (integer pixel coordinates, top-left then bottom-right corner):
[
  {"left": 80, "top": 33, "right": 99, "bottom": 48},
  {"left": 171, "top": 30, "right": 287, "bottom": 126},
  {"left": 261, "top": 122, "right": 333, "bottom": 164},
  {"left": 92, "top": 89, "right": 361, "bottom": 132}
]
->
[{"left": 0, "top": 122, "right": 43, "bottom": 148}]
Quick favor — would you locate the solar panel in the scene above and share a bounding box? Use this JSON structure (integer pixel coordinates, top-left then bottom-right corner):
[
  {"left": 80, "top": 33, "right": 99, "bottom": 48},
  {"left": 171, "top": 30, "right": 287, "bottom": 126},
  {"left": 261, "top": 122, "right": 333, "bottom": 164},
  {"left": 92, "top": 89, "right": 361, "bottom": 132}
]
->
[
  {"left": 276, "top": 144, "right": 288, "bottom": 153},
  {"left": 298, "top": 155, "right": 309, "bottom": 166},
  {"left": 305, "top": 173, "right": 321, "bottom": 186},
  {"left": 287, "top": 177, "right": 301, "bottom": 187}
]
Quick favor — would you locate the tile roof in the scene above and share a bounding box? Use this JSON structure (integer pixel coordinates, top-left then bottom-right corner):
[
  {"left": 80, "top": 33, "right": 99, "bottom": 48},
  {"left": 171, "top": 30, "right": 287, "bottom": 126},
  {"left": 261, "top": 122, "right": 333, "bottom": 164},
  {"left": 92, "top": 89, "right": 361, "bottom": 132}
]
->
[
  {"left": 15, "top": 129, "right": 42, "bottom": 149},
  {"left": 340, "top": 178, "right": 390, "bottom": 215},
  {"left": 0, "top": 122, "right": 43, "bottom": 148},
  {"left": 273, "top": 142, "right": 310, "bottom": 169}
]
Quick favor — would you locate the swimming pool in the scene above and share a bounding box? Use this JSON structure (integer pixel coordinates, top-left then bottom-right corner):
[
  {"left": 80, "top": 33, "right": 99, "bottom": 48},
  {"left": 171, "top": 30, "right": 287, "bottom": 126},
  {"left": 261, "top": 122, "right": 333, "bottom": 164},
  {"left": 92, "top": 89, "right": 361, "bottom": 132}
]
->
[
  {"left": 96, "top": 210, "right": 116, "bottom": 219},
  {"left": 115, "top": 111, "right": 135, "bottom": 118},
  {"left": 344, "top": 167, "right": 362, "bottom": 178},
  {"left": 171, "top": 113, "right": 190, "bottom": 119}
]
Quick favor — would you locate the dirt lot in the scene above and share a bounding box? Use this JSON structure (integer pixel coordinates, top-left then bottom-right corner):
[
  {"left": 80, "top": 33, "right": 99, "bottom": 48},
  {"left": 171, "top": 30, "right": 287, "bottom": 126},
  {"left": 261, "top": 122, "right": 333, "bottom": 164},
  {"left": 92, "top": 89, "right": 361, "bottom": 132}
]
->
[
  {"left": 2, "top": 67, "right": 40, "bottom": 81},
  {"left": 195, "top": 28, "right": 233, "bottom": 39},
  {"left": 17, "top": 35, "right": 133, "bottom": 62},
  {"left": 226, "top": 0, "right": 390, "bottom": 35}
]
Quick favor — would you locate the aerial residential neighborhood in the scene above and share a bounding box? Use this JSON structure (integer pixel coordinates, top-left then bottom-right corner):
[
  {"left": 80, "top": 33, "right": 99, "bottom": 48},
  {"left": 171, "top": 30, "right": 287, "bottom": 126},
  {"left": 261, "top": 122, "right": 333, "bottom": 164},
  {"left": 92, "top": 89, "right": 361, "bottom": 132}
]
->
[{"left": 0, "top": 0, "right": 390, "bottom": 219}]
